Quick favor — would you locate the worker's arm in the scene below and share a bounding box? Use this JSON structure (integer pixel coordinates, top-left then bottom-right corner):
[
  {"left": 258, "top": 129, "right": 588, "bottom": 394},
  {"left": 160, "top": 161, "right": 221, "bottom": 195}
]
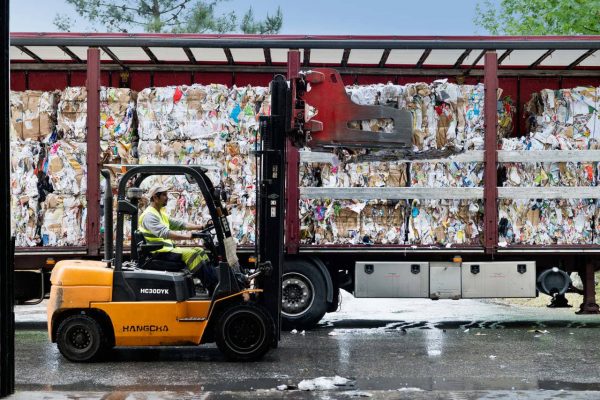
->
[{"left": 169, "top": 217, "right": 212, "bottom": 232}]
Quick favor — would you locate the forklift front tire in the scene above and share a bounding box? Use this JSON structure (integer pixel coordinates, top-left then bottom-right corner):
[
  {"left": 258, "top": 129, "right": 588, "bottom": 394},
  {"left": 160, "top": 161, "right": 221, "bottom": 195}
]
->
[
  {"left": 215, "top": 303, "right": 274, "bottom": 361},
  {"left": 56, "top": 314, "right": 107, "bottom": 362}
]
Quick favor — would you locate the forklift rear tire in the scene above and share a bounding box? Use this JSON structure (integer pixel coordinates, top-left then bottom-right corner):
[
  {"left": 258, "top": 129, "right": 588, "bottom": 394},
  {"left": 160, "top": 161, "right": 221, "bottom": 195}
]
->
[
  {"left": 215, "top": 303, "right": 274, "bottom": 361},
  {"left": 282, "top": 259, "right": 327, "bottom": 331},
  {"left": 56, "top": 314, "right": 107, "bottom": 362}
]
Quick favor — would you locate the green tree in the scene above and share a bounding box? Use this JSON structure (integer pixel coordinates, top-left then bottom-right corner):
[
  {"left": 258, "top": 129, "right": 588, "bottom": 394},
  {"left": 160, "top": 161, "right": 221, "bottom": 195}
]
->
[
  {"left": 54, "top": 0, "right": 283, "bottom": 34},
  {"left": 474, "top": 0, "right": 600, "bottom": 35}
]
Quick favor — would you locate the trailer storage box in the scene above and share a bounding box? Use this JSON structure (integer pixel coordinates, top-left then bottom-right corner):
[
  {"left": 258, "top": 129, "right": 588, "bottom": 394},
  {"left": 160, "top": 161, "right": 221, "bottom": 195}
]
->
[
  {"left": 461, "top": 261, "right": 536, "bottom": 298},
  {"left": 354, "top": 261, "right": 429, "bottom": 298}
]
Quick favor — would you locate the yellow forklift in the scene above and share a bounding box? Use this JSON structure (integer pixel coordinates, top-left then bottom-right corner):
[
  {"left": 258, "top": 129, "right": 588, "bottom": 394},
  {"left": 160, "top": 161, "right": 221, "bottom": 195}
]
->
[{"left": 47, "top": 165, "right": 276, "bottom": 362}]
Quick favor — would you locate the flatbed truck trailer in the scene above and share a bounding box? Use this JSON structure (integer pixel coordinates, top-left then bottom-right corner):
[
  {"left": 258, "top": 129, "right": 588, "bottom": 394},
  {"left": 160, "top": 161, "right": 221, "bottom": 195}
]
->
[{"left": 9, "top": 33, "right": 600, "bottom": 328}]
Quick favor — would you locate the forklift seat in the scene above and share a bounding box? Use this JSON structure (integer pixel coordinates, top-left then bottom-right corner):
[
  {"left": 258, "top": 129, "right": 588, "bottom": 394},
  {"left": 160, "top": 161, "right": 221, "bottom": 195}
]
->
[{"left": 134, "top": 231, "right": 187, "bottom": 272}]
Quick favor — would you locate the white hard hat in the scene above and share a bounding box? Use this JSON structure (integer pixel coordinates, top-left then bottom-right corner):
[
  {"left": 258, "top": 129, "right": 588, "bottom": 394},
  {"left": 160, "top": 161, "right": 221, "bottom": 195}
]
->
[{"left": 148, "top": 184, "right": 169, "bottom": 198}]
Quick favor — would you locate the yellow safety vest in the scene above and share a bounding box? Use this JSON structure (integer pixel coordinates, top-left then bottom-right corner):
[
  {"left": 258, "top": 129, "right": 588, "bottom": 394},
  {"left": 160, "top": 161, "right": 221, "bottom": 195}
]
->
[{"left": 138, "top": 206, "right": 175, "bottom": 253}]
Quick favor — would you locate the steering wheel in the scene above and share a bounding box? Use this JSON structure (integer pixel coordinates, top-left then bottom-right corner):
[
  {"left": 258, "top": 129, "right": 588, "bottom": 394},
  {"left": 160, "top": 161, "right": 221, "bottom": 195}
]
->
[{"left": 191, "top": 222, "right": 214, "bottom": 238}]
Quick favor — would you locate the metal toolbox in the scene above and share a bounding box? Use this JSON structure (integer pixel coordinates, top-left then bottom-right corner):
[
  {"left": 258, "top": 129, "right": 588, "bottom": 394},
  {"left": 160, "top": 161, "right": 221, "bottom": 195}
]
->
[
  {"left": 354, "top": 262, "right": 429, "bottom": 298},
  {"left": 461, "top": 261, "right": 536, "bottom": 298}
]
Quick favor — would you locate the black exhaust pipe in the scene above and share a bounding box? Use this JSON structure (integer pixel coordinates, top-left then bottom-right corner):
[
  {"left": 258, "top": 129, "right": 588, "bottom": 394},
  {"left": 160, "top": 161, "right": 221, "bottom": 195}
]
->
[{"left": 101, "top": 169, "right": 113, "bottom": 266}]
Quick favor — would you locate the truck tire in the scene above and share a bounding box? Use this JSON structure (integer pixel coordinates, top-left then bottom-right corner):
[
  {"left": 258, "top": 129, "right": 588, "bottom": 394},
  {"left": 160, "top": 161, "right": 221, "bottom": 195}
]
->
[
  {"left": 215, "top": 303, "right": 274, "bottom": 361},
  {"left": 282, "top": 259, "right": 327, "bottom": 330},
  {"left": 56, "top": 314, "right": 108, "bottom": 362}
]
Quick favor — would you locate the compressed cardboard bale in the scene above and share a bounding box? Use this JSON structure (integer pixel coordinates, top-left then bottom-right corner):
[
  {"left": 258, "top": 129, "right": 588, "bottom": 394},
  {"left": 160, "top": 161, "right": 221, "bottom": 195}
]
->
[
  {"left": 502, "top": 162, "right": 597, "bottom": 187},
  {"left": 43, "top": 140, "right": 87, "bottom": 195},
  {"left": 344, "top": 80, "right": 511, "bottom": 153},
  {"left": 361, "top": 201, "right": 407, "bottom": 244},
  {"left": 10, "top": 91, "right": 24, "bottom": 140},
  {"left": 136, "top": 84, "right": 269, "bottom": 245},
  {"left": 499, "top": 199, "right": 595, "bottom": 246},
  {"left": 407, "top": 200, "right": 482, "bottom": 246},
  {"left": 524, "top": 86, "right": 600, "bottom": 150},
  {"left": 410, "top": 162, "right": 483, "bottom": 187},
  {"left": 498, "top": 86, "right": 600, "bottom": 246},
  {"left": 11, "top": 195, "right": 40, "bottom": 247},
  {"left": 10, "top": 90, "right": 58, "bottom": 142},
  {"left": 57, "top": 87, "right": 87, "bottom": 141},
  {"left": 11, "top": 141, "right": 42, "bottom": 198},
  {"left": 40, "top": 194, "right": 86, "bottom": 246},
  {"left": 99, "top": 88, "right": 138, "bottom": 164}
]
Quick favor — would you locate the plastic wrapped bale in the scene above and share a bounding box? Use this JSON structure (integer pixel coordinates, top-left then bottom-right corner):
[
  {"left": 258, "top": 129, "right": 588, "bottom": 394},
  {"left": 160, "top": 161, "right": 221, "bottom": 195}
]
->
[
  {"left": 11, "top": 196, "right": 40, "bottom": 247},
  {"left": 499, "top": 199, "right": 595, "bottom": 246},
  {"left": 361, "top": 201, "right": 408, "bottom": 244},
  {"left": 57, "top": 87, "right": 87, "bottom": 141},
  {"left": 43, "top": 140, "right": 87, "bottom": 195},
  {"left": 40, "top": 194, "right": 86, "bottom": 246},
  {"left": 10, "top": 90, "right": 58, "bottom": 142},
  {"left": 407, "top": 199, "right": 482, "bottom": 246}
]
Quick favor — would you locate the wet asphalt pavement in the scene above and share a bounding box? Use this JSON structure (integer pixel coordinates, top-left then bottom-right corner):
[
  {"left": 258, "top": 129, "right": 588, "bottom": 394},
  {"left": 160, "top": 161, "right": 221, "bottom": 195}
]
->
[{"left": 9, "top": 292, "right": 600, "bottom": 399}]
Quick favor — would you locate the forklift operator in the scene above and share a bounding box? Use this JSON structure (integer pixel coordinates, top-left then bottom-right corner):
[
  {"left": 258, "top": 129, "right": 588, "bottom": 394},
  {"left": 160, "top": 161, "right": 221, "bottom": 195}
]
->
[{"left": 139, "top": 184, "right": 218, "bottom": 293}]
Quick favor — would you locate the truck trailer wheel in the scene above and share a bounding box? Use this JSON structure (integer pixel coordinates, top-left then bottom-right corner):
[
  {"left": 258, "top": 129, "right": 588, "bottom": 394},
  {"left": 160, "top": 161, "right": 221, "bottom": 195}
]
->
[
  {"left": 215, "top": 304, "right": 274, "bottom": 361},
  {"left": 56, "top": 314, "right": 107, "bottom": 362},
  {"left": 282, "top": 259, "right": 327, "bottom": 330}
]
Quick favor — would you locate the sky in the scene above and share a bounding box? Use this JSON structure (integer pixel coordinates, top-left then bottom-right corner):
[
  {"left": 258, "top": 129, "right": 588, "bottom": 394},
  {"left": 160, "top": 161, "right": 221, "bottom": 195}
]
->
[{"left": 10, "top": 0, "right": 492, "bottom": 35}]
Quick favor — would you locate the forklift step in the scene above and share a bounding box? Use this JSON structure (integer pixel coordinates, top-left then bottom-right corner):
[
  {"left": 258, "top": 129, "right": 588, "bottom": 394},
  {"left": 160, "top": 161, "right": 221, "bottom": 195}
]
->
[{"left": 177, "top": 317, "right": 207, "bottom": 322}]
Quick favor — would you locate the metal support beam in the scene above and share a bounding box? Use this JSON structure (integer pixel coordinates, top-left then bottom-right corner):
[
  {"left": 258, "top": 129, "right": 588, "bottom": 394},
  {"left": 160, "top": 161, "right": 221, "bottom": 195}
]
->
[
  {"left": 568, "top": 49, "right": 596, "bottom": 69},
  {"left": 576, "top": 262, "right": 600, "bottom": 314},
  {"left": 497, "top": 49, "right": 512, "bottom": 65},
  {"left": 453, "top": 49, "right": 472, "bottom": 68},
  {"left": 1, "top": 0, "right": 15, "bottom": 395},
  {"left": 141, "top": 46, "right": 159, "bottom": 63},
  {"left": 10, "top": 62, "right": 600, "bottom": 77},
  {"left": 10, "top": 36, "right": 600, "bottom": 50},
  {"left": 529, "top": 49, "right": 554, "bottom": 69},
  {"left": 183, "top": 47, "right": 196, "bottom": 63},
  {"left": 303, "top": 48, "right": 310, "bottom": 66},
  {"left": 86, "top": 48, "right": 101, "bottom": 256},
  {"left": 341, "top": 48, "right": 351, "bottom": 67},
  {"left": 416, "top": 49, "right": 431, "bottom": 68},
  {"left": 59, "top": 45, "right": 83, "bottom": 63},
  {"left": 100, "top": 46, "right": 125, "bottom": 68},
  {"left": 15, "top": 45, "right": 42, "bottom": 62},
  {"left": 378, "top": 49, "right": 391, "bottom": 67},
  {"left": 483, "top": 51, "right": 498, "bottom": 255},
  {"left": 263, "top": 48, "right": 272, "bottom": 66},
  {"left": 223, "top": 48, "right": 234, "bottom": 65}
]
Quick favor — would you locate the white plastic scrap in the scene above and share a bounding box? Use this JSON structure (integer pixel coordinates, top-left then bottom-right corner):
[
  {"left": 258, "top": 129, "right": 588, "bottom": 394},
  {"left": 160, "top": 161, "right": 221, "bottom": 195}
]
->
[{"left": 298, "top": 376, "right": 350, "bottom": 391}]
